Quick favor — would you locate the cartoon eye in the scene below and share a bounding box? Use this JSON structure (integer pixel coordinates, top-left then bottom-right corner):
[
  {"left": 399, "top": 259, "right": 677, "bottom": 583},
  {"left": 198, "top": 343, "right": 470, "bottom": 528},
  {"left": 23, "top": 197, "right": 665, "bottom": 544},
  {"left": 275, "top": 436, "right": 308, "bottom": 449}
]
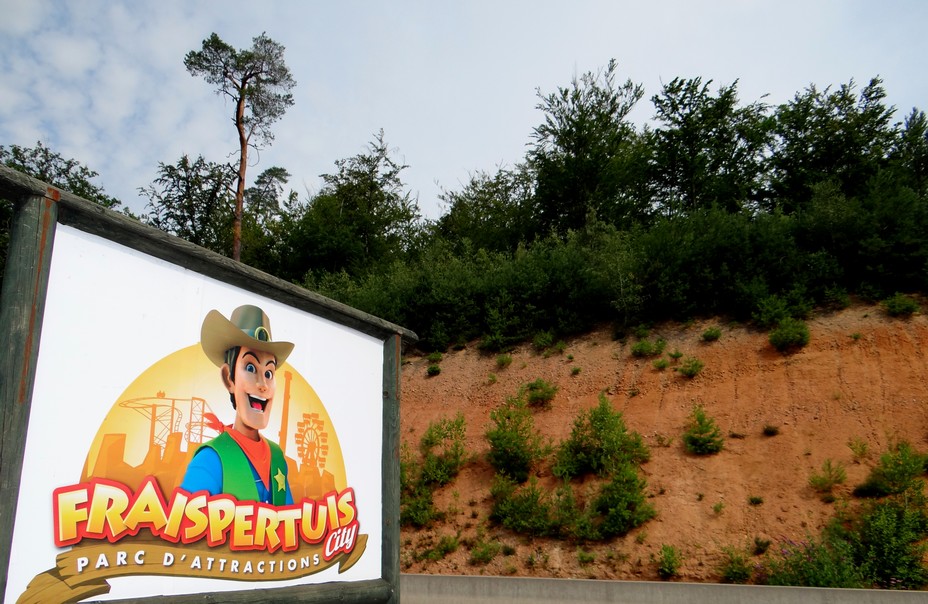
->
[
  {"left": 245, "top": 363, "right": 257, "bottom": 374},
  {"left": 264, "top": 369, "right": 274, "bottom": 380}
]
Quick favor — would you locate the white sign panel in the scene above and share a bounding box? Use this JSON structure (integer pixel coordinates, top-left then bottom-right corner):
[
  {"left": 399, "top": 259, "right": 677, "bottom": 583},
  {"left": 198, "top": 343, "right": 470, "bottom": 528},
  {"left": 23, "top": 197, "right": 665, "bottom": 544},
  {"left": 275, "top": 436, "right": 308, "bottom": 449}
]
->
[{"left": 6, "top": 225, "right": 384, "bottom": 603}]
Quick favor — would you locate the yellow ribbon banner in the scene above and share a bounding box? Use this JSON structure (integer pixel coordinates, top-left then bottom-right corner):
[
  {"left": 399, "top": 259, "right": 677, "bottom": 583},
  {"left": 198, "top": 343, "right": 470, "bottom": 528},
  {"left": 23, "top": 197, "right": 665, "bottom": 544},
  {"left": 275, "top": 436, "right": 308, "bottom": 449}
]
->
[{"left": 17, "top": 534, "right": 368, "bottom": 604}]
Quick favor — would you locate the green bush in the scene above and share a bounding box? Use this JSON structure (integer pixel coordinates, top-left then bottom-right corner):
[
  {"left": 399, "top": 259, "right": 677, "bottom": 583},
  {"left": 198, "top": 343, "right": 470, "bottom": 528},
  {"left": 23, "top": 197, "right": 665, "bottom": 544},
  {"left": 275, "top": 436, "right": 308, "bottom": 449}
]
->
[
  {"left": 427, "top": 351, "right": 443, "bottom": 363},
  {"left": 652, "top": 358, "right": 669, "bottom": 371},
  {"left": 593, "top": 462, "right": 656, "bottom": 537},
  {"left": 762, "top": 537, "right": 865, "bottom": 588},
  {"left": 400, "top": 444, "right": 442, "bottom": 528},
  {"left": 533, "top": 330, "right": 554, "bottom": 351},
  {"left": 753, "top": 295, "right": 791, "bottom": 329},
  {"left": 521, "top": 378, "right": 558, "bottom": 408},
  {"left": 469, "top": 536, "right": 501, "bottom": 565},
  {"left": 676, "top": 356, "right": 704, "bottom": 378},
  {"left": 809, "top": 459, "right": 847, "bottom": 496},
  {"left": 719, "top": 546, "right": 752, "bottom": 584},
  {"left": 701, "top": 326, "right": 722, "bottom": 342},
  {"left": 553, "top": 393, "right": 649, "bottom": 479},
  {"left": 853, "top": 499, "right": 928, "bottom": 589},
  {"left": 631, "top": 338, "right": 666, "bottom": 358},
  {"left": 853, "top": 441, "right": 926, "bottom": 498},
  {"left": 769, "top": 318, "right": 810, "bottom": 352},
  {"left": 682, "top": 405, "right": 724, "bottom": 455},
  {"left": 415, "top": 534, "right": 460, "bottom": 562},
  {"left": 485, "top": 398, "right": 545, "bottom": 483},
  {"left": 657, "top": 544, "right": 681, "bottom": 579},
  {"left": 883, "top": 292, "right": 919, "bottom": 317},
  {"left": 426, "top": 364, "right": 441, "bottom": 377},
  {"left": 419, "top": 413, "right": 468, "bottom": 486},
  {"left": 489, "top": 475, "right": 558, "bottom": 537},
  {"left": 496, "top": 353, "right": 513, "bottom": 369}
]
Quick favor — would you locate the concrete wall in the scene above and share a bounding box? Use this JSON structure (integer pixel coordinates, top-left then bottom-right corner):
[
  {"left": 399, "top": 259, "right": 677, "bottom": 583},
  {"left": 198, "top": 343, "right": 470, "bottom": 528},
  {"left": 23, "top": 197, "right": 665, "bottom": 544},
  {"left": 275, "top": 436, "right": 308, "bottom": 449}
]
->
[{"left": 400, "top": 574, "right": 927, "bottom": 604}]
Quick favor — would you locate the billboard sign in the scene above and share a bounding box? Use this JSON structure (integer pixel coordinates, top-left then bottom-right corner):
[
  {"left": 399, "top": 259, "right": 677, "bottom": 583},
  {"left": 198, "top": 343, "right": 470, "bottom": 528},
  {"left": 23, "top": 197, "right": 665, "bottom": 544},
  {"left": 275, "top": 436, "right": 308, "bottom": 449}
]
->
[{"left": 0, "top": 167, "right": 412, "bottom": 604}]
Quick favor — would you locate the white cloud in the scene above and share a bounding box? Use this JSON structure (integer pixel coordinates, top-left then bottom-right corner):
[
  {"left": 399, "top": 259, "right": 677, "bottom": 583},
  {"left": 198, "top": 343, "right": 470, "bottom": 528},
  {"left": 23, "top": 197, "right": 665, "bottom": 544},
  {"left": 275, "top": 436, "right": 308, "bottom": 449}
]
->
[{"left": 1, "top": 0, "right": 927, "bottom": 218}]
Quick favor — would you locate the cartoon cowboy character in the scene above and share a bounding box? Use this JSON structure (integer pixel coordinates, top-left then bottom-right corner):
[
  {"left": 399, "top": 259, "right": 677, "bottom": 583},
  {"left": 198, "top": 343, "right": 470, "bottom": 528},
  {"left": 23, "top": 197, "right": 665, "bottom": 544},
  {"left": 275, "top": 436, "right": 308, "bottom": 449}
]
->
[{"left": 181, "top": 305, "right": 294, "bottom": 505}]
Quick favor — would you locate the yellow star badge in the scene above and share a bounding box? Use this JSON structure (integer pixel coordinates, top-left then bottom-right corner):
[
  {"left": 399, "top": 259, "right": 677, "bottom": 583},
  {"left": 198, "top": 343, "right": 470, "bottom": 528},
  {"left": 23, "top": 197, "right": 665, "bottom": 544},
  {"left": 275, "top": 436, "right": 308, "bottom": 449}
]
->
[{"left": 275, "top": 468, "right": 286, "bottom": 492}]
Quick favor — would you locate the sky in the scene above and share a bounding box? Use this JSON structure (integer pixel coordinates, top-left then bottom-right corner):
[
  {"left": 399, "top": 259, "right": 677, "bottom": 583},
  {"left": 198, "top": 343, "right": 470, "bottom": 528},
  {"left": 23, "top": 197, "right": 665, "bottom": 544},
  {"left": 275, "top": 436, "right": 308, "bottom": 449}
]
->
[{"left": 1, "top": 0, "right": 926, "bottom": 220}]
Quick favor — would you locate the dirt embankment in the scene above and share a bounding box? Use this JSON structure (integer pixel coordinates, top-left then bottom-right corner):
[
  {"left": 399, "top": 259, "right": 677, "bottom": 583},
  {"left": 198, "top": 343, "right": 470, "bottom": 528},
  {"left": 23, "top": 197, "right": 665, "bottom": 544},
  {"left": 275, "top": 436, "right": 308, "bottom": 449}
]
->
[{"left": 398, "top": 304, "right": 928, "bottom": 582}]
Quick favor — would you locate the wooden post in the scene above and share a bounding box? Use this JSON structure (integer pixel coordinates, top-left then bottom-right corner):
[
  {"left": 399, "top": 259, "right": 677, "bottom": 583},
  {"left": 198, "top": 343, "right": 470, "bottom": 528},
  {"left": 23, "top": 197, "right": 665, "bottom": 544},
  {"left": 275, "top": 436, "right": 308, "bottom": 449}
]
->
[
  {"left": 0, "top": 187, "right": 60, "bottom": 599},
  {"left": 382, "top": 334, "right": 402, "bottom": 604}
]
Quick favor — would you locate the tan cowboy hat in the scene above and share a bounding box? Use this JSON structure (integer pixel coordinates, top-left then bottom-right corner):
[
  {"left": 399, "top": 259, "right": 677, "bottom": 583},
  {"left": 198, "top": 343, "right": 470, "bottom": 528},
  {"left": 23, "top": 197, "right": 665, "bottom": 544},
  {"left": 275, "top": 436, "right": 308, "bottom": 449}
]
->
[{"left": 200, "top": 305, "right": 294, "bottom": 367}]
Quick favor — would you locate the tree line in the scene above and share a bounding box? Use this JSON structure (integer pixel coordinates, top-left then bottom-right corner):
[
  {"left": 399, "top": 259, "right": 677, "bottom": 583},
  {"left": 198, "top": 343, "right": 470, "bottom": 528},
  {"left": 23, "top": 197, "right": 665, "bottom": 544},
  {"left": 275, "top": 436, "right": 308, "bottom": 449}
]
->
[{"left": 3, "top": 57, "right": 928, "bottom": 351}]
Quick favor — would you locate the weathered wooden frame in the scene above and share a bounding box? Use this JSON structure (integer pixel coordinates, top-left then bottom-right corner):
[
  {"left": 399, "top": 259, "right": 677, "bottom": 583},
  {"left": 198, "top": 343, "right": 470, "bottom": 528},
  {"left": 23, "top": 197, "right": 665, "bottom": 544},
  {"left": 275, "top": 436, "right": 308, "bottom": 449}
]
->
[{"left": 0, "top": 165, "right": 414, "bottom": 604}]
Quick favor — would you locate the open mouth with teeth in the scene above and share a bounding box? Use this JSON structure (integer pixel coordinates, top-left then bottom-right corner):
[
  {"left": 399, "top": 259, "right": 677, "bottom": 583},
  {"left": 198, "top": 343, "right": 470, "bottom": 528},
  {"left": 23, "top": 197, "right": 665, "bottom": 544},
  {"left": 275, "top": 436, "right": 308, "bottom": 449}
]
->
[{"left": 248, "top": 395, "right": 269, "bottom": 412}]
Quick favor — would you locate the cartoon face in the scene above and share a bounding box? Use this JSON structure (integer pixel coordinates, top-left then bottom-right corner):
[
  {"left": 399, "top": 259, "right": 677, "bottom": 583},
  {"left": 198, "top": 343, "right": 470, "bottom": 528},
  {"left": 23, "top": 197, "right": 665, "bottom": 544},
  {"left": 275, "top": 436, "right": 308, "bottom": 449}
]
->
[{"left": 223, "top": 345, "right": 278, "bottom": 438}]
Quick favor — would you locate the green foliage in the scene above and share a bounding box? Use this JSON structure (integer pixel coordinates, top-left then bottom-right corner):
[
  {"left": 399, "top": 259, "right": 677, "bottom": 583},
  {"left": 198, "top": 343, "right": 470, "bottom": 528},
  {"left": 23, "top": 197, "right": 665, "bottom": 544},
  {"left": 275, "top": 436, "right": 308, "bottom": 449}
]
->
[
  {"left": 489, "top": 476, "right": 559, "bottom": 537},
  {"left": 809, "top": 459, "right": 847, "bottom": 496},
  {"left": 848, "top": 437, "right": 870, "bottom": 462},
  {"left": 553, "top": 393, "right": 649, "bottom": 479},
  {"left": 652, "top": 358, "right": 669, "bottom": 371},
  {"left": 577, "top": 549, "right": 595, "bottom": 565},
  {"left": 701, "top": 326, "right": 722, "bottom": 342},
  {"left": 426, "top": 364, "right": 441, "bottom": 377},
  {"left": 631, "top": 338, "right": 666, "bottom": 358},
  {"left": 295, "top": 131, "right": 421, "bottom": 278},
  {"left": 651, "top": 77, "right": 771, "bottom": 216},
  {"left": 853, "top": 499, "right": 928, "bottom": 588},
  {"left": 400, "top": 445, "right": 441, "bottom": 528},
  {"left": 496, "top": 354, "right": 513, "bottom": 369},
  {"left": 882, "top": 292, "right": 920, "bottom": 317},
  {"left": 1, "top": 141, "right": 123, "bottom": 209},
  {"left": 415, "top": 534, "right": 460, "bottom": 562},
  {"left": 593, "top": 463, "right": 657, "bottom": 537},
  {"left": 682, "top": 405, "right": 724, "bottom": 455},
  {"left": 753, "top": 537, "right": 771, "bottom": 555},
  {"left": 142, "top": 154, "right": 235, "bottom": 254},
  {"left": 762, "top": 537, "right": 865, "bottom": 588},
  {"left": 468, "top": 535, "right": 502, "bottom": 565},
  {"left": 768, "top": 318, "right": 810, "bottom": 352},
  {"left": 521, "top": 378, "right": 558, "bottom": 408},
  {"left": 675, "top": 356, "right": 704, "bottom": 378},
  {"left": 401, "top": 415, "right": 467, "bottom": 527},
  {"left": 419, "top": 414, "right": 467, "bottom": 486},
  {"left": 185, "top": 32, "right": 296, "bottom": 260},
  {"left": 853, "top": 441, "right": 926, "bottom": 498},
  {"left": 656, "top": 544, "right": 681, "bottom": 580},
  {"left": 529, "top": 58, "right": 646, "bottom": 235},
  {"left": 533, "top": 330, "right": 554, "bottom": 351},
  {"left": 485, "top": 398, "right": 545, "bottom": 483},
  {"left": 427, "top": 351, "right": 443, "bottom": 363},
  {"left": 719, "top": 546, "right": 752, "bottom": 584},
  {"left": 748, "top": 496, "right": 764, "bottom": 506}
]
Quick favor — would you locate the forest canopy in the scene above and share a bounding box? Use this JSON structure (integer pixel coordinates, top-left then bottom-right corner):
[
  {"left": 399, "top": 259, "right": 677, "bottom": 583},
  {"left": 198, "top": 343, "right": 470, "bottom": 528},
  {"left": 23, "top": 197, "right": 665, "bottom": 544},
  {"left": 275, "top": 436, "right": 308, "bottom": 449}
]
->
[{"left": 4, "top": 63, "right": 927, "bottom": 351}]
